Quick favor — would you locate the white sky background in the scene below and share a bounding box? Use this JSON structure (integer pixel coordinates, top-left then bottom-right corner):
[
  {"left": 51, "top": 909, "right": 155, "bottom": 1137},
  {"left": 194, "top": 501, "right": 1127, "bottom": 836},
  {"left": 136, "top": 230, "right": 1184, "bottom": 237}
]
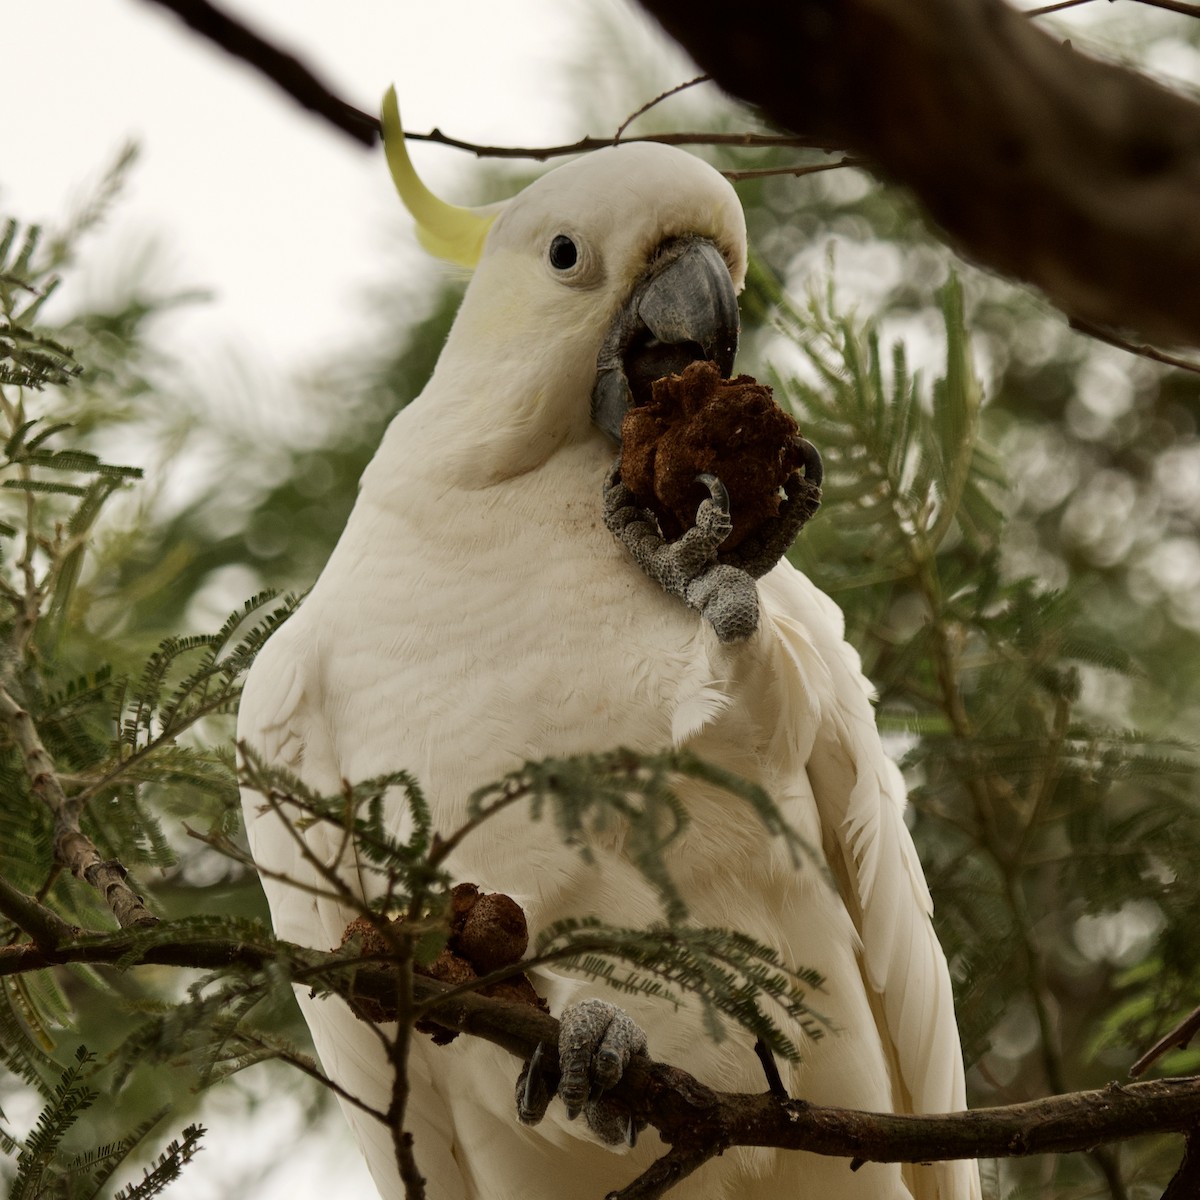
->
[
  {"left": 2, "top": 0, "right": 692, "bottom": 376},
  {"left": 0, "top": 2, "right": 694, "bottom": 1197}
]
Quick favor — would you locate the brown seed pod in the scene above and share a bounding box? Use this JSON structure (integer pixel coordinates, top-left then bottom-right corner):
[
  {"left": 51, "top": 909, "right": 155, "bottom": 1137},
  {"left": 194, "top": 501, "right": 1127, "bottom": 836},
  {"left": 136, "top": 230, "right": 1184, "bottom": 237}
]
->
[
  {"left": 337, "top": 916, "right": 402, "bottom": 1024},
  {"left": 453, "top": 891, "right": 530, "bottom": 974},
  {"left": 336, "top": 885, "right": 543, "bottom": 1041},
  {"left": 423, "top": 947, "right": 479, "bottom": 987},
  {"left": 338, "top": 915, "right": 390, "bottom": 958},
  {"left": 619, "top": 359, "right": 809, "bottom": 550},
  {"left": 448, "top": 881, "right": 481, "bottom": 922}
]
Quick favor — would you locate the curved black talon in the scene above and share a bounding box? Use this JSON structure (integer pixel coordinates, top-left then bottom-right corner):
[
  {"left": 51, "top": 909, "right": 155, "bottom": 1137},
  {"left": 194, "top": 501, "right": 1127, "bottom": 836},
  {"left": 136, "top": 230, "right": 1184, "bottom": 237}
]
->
[
  {"left": 797, "top": 436, "right": 823, "bottom": 489},
  {"left": 524, "top": 1041, "right": 547, "bottom": 1108},
  {"left": 516, "top": 1041, "right": 556, "bottom": 1126},
  {"left": 695, "top": 471, "right": 730, "bottom": 511},
  {"left": 720, "top": 456, "right": 823, "bottom": 580},
  {"left": 626, "top": 1111, "right": 645, "bottom": 1148}
]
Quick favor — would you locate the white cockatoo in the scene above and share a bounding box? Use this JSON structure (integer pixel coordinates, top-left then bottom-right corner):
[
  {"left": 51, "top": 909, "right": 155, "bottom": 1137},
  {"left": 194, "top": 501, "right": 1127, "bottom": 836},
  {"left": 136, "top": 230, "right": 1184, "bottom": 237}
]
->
[{"left": 238, "top": 88, "right": 982, "bottom": 1200}]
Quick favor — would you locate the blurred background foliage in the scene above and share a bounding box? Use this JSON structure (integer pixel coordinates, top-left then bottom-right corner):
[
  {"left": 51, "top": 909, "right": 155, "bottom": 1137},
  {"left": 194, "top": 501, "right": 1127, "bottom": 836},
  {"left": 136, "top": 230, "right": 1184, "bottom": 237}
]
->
[{"left": 4, "top": 2, "right": 1200, "bottom": 1197}]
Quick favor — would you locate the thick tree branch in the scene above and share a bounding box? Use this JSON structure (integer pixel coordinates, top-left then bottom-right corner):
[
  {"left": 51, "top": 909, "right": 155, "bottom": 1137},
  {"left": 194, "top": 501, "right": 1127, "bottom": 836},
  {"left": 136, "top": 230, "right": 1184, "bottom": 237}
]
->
[
  {"left": 636, "top": 0, "right": 1200, "bottom": 349},
  {"left": 0, "top": 874, "right": 77, "bottom": 947},
  {"left": 4, "top": 920, "right": 1200, "bottom": 1183}
]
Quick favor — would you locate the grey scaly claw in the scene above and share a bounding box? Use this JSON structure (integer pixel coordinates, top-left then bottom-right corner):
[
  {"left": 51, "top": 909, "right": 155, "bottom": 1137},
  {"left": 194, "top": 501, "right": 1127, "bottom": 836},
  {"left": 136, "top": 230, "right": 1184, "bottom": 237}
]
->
[
  {"left": 579, "top": 1097, "right": 646, "bottom": 1148},
  {"left": 557, "top": 998, "right": 648, "bottom": 1144},
  {"left": 685, "top": 563, "right": 759, "bottom": 643},
  {"left": 603, "top": 460, "right": 761, "bottom": 643}
]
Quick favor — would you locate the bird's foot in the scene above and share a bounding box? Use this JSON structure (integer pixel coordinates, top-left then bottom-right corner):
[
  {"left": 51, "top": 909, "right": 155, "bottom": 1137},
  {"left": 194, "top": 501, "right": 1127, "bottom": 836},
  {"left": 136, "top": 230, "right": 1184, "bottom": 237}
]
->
[
  {"left": 515, "top": 998, "right": 648, "bottom": 1147},
  {"left": 603, "top": 463, "right": 760, "bottom": 643},
  {"left": 720, "top": 446, "right": 823, "bottom": 580}
]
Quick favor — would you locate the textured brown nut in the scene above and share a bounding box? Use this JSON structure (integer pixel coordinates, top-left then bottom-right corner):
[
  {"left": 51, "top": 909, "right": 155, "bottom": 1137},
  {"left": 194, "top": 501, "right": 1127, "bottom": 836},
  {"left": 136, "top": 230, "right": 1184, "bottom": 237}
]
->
[
  {"left": 619, "top": 359, "right": 808, "bottom": 550},
  {"left": 454, "top": 892, "right": 530, "bottom": 973},
  {"left": 448, "top": 881, "right": 481, "bottom": 924},
  {"left": 423, "top": 948, "right": 479, "bottom": 987},
  {"left": 338, "top": 915, "right": 391, "bottom": 957},
  {"left": 338, "top": 917, "right": 400, "bottom": 1024},
  {"left": 337, "top": 886, "right": 545, "bottom": 1042}
]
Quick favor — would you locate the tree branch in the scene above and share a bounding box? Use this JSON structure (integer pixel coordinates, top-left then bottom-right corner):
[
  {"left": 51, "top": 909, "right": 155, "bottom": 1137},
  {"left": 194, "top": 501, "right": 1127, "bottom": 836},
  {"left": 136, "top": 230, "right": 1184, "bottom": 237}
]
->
[
  {"left": 136, "top": 0, "right": 1200, "bottom": 356},
  {"left": 1132, "top": 1002, "right": 1200, "bottom": 1078},
  {"left": 4, "top": 921, "right": 1200, "bottom": 1184},
  {"left": 407, "top": 128, "right": 835, "bottom": 160},
  {"left": 0, "top": 684, "right": 158, "bottom": 929},
  {"left": 636, "top": 0, "right": 1200, "bottom": 349},
  {"left": 0, "top": 874, "right": 77, "bottom": 947},
  {"left": 1070, "top": 317, "right": 1200, "bottom": 377},
  {"left": 1163, "top": 1129, "right": 1200, "bottom": 1200}
]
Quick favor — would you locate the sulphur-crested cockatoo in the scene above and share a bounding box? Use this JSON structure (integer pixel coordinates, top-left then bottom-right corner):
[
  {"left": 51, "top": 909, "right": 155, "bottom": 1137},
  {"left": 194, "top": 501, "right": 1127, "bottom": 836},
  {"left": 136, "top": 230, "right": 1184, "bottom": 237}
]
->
[{"left": 238, "top": 88, "right": 981, "bottom": 1200}]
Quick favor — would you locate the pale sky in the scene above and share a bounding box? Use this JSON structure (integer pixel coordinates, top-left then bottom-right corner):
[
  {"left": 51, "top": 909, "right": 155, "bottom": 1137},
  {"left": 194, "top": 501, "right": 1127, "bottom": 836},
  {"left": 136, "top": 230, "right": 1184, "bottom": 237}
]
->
[{"left": 3, "top": 0, "right": 688, "bottom": 377}]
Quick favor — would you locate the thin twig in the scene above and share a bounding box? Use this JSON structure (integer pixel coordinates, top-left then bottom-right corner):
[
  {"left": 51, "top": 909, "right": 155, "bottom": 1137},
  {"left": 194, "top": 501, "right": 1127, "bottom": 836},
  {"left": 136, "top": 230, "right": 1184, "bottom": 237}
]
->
[
  {"left": 614, "top": 75, "right": 711, "bottom": 142},
  {"left": 753, "top": 1036, "right": 788, "bottom": 1098},
  {"left": 1131, "top": 1003, "right": 1200, "bottom": 1078},
  {"left": 186, "top": 823, "right": 383, "bottom": 916},
  {"left": 406, "top": 128, "right": 834, "bottom": 162},
  {"left": 1025, "top": 0, "right": 1097, "bottom": 16},
  {"left": 425, "top": 779, "right": 540, "bottom": 870},
  {"left": 608, "top": 1144, "right": 716, "bottom": 1200},
  {"left": 239, "top": 1032, "right": 390, "bottom": 1125},
  {"left": 73, "top": 691, "right": 241, "bottom": 806},
  {"left": 1070, "top": 317, "right": 1200, "bottom": 376},
  {"left": 722, "top": 158, "right": 860, "bottom": 182}
]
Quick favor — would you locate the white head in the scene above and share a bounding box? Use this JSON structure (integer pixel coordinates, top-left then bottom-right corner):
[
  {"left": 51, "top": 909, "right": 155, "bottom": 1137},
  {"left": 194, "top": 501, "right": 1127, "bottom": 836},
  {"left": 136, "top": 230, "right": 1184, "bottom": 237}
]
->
[{"left": 381, "top": 91, "right": 747, "bottom": 485}]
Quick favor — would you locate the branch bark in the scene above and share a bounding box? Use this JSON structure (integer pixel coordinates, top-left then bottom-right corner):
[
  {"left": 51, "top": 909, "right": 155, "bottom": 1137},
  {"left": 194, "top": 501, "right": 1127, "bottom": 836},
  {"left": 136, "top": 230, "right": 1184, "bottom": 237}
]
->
[
  {"left": 1132, "top": 1001, "right": 1200, "bottom": 1078},
  {"left": 636, "top": 0, "right": 1200, "bottom": 349},
  {"left": 4, "top": 919, "right": 1200, "bottom": 1183},
  {"left": 0, "top": 685, "right": 158, "bottom": 929},
  {"left": 1163, "top": 1129, "right": 1200, "bottom": 1200}
]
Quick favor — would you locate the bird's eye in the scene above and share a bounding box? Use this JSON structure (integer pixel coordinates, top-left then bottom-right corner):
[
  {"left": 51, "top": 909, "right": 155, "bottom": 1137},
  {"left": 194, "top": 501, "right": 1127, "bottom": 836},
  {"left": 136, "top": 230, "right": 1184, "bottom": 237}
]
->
[{"left": 549, "top": 235, "right": 579, "bottom": 271}]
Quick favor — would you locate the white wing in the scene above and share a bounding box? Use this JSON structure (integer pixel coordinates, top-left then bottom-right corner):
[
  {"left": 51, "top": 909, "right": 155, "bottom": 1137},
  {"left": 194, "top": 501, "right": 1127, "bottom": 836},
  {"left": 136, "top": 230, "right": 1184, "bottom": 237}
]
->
[
  {"left": 755, "top": 563, "right": 981, "bottom": 1200},
  {"left": 238, "top": 618, "right": 471, "bottom": 1200}
]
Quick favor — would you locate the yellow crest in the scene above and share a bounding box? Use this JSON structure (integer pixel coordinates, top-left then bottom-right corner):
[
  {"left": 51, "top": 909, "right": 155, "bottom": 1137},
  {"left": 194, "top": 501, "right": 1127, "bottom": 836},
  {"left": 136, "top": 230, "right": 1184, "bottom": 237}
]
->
[{"left": 381, "top": 87, "right": 497, "bottom": 269}]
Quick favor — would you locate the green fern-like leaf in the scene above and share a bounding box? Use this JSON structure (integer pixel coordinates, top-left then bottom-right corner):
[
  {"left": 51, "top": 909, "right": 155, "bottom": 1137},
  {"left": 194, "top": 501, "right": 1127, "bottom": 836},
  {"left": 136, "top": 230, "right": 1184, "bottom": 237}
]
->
[
  {"left": 10, "top": 1046, "right": 99, "bottom": 1200},
  {"left": 110, "top": 1124, "right": 205, "bottom": 1200}
]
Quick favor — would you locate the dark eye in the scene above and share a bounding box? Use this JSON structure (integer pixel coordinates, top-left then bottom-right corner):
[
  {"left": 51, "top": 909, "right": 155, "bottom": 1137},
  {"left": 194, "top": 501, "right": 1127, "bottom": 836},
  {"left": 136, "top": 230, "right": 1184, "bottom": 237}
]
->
[{"left": 549, "top": 235, "right": 578, "bottom": 270}]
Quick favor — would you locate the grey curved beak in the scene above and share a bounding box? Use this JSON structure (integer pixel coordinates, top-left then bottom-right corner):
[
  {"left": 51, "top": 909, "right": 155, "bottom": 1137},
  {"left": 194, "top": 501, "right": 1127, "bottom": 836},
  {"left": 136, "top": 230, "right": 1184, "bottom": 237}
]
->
[{"left": 592, "top": 237, "right": 740, "bottom": 443}]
